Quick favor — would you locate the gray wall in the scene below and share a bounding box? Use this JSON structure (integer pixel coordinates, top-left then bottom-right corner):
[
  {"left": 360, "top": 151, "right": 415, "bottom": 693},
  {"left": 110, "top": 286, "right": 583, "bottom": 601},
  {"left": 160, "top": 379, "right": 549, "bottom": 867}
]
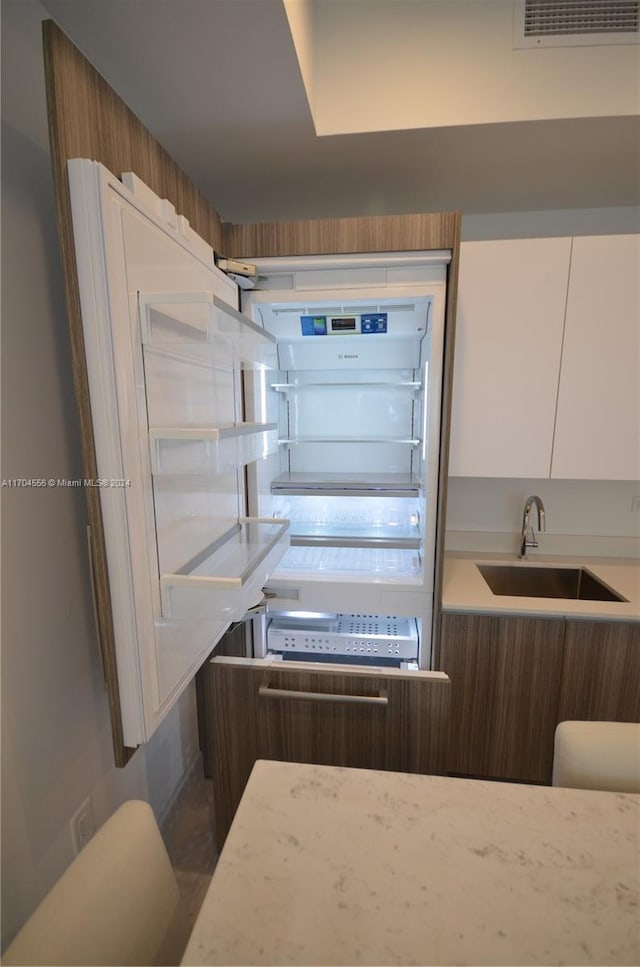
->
[
  {"left": 1, "top": 1, "right": 199, "bottom": 950},
  {"left": 462, "top": 206, "right": 640, "bottom": 240}
]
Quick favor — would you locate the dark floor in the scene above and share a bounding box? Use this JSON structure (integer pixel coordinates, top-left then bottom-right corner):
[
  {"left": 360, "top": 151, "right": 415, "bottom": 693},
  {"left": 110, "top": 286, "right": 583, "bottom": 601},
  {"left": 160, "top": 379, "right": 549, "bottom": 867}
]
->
[{"left": 161, "top": 761, "right": 217, "bottom": 931}]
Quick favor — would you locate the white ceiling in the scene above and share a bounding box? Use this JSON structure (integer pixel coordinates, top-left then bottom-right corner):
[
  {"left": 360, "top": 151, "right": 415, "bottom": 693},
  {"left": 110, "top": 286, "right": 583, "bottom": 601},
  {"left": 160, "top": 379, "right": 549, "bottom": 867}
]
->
[
  {"left": 42, "top": 0, "right": 640, "bottom": 223},
  {"left": 297, "top": 0, "right": 639, "bottom": 134}
]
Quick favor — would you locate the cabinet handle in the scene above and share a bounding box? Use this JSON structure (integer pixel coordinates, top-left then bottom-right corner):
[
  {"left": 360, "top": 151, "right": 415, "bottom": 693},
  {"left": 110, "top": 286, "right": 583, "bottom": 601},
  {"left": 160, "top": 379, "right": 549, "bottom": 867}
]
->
[{"left": 258, "top": 685, "right": 388, "bottom": 706}]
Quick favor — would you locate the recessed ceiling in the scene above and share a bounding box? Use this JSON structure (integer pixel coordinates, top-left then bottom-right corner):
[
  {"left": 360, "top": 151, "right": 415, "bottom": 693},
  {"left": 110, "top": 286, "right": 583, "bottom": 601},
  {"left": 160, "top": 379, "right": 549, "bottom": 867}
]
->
[
  {"left": 289, "top": 0, "right": 639, "bottom": 135},
  {"left": 42, "top": 0, "right": 640, "bottom": 222}
]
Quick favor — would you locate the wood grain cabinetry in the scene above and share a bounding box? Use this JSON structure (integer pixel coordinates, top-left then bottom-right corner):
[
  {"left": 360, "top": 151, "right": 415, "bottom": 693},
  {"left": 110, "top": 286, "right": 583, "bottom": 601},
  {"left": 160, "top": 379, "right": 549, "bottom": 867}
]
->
[
  {"left": 439, "top": 613, "right": 640, "bottom": 785},
  {"left": 207, "top": 656, "right": 451, "bottom": 847},
  {"left": 196, "top": 623, "right": 249, "bottom": 779},
  {"left": 439, "top": 613, "right": 565, "bottom": 783},
  {"left": 557, "top": 620, "right": 640, "bottom": 722}
]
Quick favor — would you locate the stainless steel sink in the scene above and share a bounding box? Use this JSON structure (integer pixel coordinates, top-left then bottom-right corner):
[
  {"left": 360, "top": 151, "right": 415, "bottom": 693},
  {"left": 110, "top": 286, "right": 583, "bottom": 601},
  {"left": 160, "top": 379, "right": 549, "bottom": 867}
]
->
[{"left": 477, "top": 564, "right": 627, "bottom": 602}]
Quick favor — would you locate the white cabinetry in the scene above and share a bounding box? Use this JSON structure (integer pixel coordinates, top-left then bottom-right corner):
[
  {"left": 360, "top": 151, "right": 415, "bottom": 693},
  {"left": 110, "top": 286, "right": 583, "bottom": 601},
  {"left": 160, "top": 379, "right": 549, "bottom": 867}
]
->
[
  {"left": 448, "top": 238, "right": 571, "bottom": 477},
  {"left": 449, "top": 234, "right": 639, "bottom": 482},
  {"left": 551, "top": 235, "right": 640, "bottom": 480}
]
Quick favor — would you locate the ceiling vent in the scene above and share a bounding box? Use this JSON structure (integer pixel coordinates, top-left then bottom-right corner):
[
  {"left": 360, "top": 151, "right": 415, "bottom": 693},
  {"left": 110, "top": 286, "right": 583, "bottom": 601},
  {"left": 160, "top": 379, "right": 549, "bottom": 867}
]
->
[{"left": 513, "top": 0, "right": 640, "bottom": 46}]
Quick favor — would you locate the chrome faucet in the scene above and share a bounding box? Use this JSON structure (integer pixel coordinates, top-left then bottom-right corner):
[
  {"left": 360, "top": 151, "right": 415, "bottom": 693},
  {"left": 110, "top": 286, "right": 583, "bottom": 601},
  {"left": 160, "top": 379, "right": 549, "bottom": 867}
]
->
[{"left": 519, "top": 495, "right": 546, "bottom": 559}]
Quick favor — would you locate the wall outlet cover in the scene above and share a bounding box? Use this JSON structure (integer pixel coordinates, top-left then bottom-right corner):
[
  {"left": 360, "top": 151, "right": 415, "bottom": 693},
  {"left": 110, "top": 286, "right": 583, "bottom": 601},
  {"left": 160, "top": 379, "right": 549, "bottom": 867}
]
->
[{"left": 70, "top": 797, "right": 95, "bottom": 854}]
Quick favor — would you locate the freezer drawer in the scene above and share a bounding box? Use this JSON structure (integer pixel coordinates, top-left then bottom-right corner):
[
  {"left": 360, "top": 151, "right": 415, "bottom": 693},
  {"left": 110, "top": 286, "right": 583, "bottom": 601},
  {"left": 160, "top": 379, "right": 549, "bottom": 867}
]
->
[
  {"left": 267, "top": 613, "right": 419, "bottom": 662},
  {"left": 207, "top": 655, "right": 450, "bottom": 846}
]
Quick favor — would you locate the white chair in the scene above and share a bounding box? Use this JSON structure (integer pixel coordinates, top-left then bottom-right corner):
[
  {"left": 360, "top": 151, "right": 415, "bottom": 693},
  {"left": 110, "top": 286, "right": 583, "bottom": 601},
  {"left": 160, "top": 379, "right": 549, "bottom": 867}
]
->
[
  {"left": 552, "top": 720, "right": 640, "bottom": 793},
  {"left": 3, "top": 800, "right": 190, "bottom": 966}
]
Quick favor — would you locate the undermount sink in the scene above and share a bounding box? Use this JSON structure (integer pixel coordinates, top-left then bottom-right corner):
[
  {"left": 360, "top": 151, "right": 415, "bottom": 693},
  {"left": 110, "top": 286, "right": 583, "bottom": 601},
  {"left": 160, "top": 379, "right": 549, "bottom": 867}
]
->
[{"left": 477, "top": 564, "right": 627, "bottom": 602}]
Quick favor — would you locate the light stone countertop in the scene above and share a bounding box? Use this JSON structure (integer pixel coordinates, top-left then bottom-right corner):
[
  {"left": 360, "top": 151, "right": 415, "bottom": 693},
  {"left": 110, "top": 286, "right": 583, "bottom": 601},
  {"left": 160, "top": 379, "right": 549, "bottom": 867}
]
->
[
  {"left": 181, "top": 759, "right": 640, "bottom": 967},
  {"left": 443, "top": 552, "right": 640, "bottom": 621}
]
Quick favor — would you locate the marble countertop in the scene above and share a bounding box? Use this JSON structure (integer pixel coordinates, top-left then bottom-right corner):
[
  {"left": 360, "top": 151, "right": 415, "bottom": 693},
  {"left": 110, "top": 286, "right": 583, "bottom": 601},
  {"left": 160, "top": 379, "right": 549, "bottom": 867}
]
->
[
  {"left": 181, "top": 759, "right": 640, "bottom": 967},
  {"left": 443, "top": 552, "right": 640, "bottom": 621}
]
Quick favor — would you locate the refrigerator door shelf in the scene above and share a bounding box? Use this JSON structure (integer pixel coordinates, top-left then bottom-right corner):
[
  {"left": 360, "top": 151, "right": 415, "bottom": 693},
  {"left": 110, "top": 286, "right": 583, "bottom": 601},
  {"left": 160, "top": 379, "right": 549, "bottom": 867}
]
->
[
  {"left": 160, "top": 518, "right": 289, "bottom": 621},
  {"left": 139, "top": 292, "right": 277, "bottom": 369},
  {"left": 149, "top": 423, "right": 279, "bottom": 475}
]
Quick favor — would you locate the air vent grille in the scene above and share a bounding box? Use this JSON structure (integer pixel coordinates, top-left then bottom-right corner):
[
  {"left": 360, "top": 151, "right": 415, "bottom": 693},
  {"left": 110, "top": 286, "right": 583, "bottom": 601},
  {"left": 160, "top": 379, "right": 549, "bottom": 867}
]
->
[
  {"left": 524, "top": 0, "right": 639, "bottom": 36},
  {"left": 303, "top": 304, "right": 417, "bottom": 315}
]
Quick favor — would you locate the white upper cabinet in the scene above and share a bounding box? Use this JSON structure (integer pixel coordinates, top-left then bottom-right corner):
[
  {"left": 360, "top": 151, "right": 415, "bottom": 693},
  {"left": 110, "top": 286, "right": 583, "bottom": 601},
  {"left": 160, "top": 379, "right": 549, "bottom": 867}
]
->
[
  {"left": 448, "top": 238, "right": 572, "bottom": 477},
  {"left": 551, "top": 235, "right": 640, "bottom": 481}
]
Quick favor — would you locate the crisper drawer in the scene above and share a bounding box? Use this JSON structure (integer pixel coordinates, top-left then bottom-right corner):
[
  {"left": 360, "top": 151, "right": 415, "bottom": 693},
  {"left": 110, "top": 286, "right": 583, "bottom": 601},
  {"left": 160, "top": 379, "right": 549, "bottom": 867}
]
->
[
  {"left": 268, "top": 545, "right": 424, "bottom": 610},
  {"left": 277, "top": 544, "right": 421, "bottom": 576},
  {"left": 207, "top": 656, "right": 451, "bottom": 845},
  {"left": 160, "top": 518, "right": 289, "bottom": 621}
]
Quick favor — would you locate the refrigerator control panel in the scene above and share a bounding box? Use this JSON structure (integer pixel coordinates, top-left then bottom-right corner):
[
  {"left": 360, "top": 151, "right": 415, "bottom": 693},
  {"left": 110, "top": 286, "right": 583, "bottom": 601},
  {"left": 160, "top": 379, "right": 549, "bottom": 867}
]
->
[{"left": 301, "top": 313, "right": 388, "bottom": 336}]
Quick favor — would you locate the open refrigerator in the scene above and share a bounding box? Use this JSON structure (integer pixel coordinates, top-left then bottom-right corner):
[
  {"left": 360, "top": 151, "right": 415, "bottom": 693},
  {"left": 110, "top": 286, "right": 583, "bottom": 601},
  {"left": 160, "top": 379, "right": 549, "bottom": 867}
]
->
[{"left": 68, "top": 160, "right": 451, "bottom": 749}]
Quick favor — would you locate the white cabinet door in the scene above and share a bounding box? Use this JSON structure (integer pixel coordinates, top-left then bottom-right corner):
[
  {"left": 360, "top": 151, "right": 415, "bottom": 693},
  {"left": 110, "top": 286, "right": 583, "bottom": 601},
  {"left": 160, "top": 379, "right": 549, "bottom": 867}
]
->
[
  {"left": 448, "top": 238, "right": 572, "bottom": 477},
  {"left": 68, "top": 161, "right": 289, "bottom": 746},
  {"left": 551, "top": 235, "right": 640, "bottom": 480}
]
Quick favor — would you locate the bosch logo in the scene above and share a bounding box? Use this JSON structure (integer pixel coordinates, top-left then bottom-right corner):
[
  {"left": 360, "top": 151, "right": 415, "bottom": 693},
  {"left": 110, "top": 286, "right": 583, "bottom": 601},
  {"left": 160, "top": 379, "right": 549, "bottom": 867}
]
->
[{"left": 338, "top": 353, "right": 359, "bottom": 360}]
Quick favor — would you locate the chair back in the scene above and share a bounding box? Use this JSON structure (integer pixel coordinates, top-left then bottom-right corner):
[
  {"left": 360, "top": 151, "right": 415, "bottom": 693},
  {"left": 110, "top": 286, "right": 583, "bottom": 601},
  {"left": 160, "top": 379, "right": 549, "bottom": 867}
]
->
[
  {"left": 3, "top": 800, "right": 190, "bottom": 966},
  {"left": 553, "top": 720, "right": 640, "bottom": 793}
]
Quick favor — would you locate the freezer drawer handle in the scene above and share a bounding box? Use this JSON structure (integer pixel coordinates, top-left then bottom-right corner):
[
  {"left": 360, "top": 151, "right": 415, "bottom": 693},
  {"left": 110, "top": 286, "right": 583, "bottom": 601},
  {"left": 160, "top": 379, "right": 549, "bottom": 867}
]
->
[{"left": 258, "top": 685, "right": 388, "bottom": 707}]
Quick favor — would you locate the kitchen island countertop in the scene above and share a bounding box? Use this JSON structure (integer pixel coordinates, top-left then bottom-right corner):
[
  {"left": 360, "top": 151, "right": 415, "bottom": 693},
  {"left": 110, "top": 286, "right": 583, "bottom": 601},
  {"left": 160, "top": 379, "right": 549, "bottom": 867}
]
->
[{"left": 181, "top": 759, "right": 639, "bottom": 966}]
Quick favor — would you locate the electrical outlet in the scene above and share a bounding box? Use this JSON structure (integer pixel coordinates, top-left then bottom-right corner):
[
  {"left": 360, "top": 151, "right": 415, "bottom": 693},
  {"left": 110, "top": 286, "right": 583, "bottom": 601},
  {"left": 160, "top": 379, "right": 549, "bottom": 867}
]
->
[
  {"left": 631, "top": 496, "right": 640, "bottom": 512},
  {"left": 70, "top": 797, "right": 95, "bottom": 855}
]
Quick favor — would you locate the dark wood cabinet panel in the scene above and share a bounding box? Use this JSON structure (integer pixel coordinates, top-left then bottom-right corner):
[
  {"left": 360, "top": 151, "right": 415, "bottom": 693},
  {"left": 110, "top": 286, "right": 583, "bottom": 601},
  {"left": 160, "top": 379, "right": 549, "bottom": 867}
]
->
[
  {"left": 196, "top": 624, "right": 249, "bottom": 779},
  {"left": 207, "top": 657, "right": 450, "bottom": 847},
  {"left": 557, "top": 620, "right": 640, "bottom": 723},
  {"left": 222, "top": 212, "right": 459, "bottom": 259},
  {"left": 439, "top": 613, "right": 565, "bottom": 783}
]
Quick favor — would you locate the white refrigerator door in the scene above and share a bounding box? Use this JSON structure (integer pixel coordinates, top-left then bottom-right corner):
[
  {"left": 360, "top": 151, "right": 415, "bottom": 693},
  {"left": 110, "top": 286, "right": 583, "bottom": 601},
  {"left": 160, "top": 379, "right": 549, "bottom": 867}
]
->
[{"left": 68, "top": 160, "right": 289, "bottom": 745}]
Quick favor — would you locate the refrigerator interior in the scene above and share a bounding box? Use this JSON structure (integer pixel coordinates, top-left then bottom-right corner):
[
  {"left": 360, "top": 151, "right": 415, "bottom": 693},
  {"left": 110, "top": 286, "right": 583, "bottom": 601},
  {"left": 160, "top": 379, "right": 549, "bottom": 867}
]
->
[{"left": 241, "top": 267, "right": 448, "bottom": 669}]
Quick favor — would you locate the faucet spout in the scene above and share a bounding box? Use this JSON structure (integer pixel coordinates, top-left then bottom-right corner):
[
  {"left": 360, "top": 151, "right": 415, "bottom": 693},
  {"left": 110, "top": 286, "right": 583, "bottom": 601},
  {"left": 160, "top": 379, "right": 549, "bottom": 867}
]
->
[{"left": 519, "top": 495, "right": 546, "bottom": 559}]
